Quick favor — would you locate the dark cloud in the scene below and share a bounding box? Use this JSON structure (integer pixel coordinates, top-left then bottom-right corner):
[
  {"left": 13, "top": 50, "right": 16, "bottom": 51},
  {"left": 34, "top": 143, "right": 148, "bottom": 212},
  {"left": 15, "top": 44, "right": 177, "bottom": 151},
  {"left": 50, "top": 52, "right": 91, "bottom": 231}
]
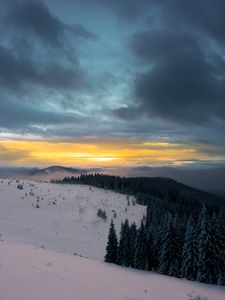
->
[
  {"left": 0, "top": 1, "right": 94, "bottom": 95},
  {"left": 79, "top": 0, "right": 150, "bottom": 20},
  {"left": 0, "top": 0, "right": 224, "bottom": 156},
  {"left": 5, "top": 1, "right": 95, "bottom": 46},
  {"left": 0, "top": 43, "right": 87, "bottom": 93},
  {"left": 155, "top": 0, "right": 225, "bottom": 47},
  {"left": 0, "top": 44, "right": 39, "bottom": 91},
  {"left": 123, "top": 1, "right": 225, "bottom": 127},
  {"left": 0, "top": 97, "right": 81, "bottom": 131},
  {"left": 111, "top": 106, "right": 140, "bottom": 121},
  {"left": 6, "top": 0, "right": 64, "bottom": 46},
  {"left": 39, "top": 63, "right": 87, "bottom": 90},
  {"left": 69, "top": 23, "right": 96, "bottom": 40}
]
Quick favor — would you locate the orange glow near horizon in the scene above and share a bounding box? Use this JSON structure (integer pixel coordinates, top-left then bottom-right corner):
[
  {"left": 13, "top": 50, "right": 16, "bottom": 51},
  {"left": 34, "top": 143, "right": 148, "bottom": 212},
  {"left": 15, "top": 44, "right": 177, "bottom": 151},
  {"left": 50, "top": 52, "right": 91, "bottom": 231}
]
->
[{"left": 0, "top": 139, "right": 222, "bottom": 167}]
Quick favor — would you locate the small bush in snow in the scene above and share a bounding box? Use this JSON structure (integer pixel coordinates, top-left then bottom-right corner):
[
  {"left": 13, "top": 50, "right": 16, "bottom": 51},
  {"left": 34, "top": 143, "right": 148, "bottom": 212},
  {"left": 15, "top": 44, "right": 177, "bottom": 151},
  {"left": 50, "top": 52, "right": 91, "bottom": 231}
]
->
[
  {"left": 113, "top": 210, "right": 117, "bottom": 218},
  {"left": 187, "top": 293, "right": 208, "bottom": 300},
  {"left": 17, "top": 184, "right": 23, "bottom": 190},
  {"left": 97, "top": 208, "right": 107, "bottom": 221}
]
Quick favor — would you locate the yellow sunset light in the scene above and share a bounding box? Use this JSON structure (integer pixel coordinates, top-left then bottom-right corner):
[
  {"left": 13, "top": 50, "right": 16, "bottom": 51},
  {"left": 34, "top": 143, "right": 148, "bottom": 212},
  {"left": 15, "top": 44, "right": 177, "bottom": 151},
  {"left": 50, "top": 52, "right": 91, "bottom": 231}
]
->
[{"left": 0, "top": 139, "right": 221, "bottom": 167}]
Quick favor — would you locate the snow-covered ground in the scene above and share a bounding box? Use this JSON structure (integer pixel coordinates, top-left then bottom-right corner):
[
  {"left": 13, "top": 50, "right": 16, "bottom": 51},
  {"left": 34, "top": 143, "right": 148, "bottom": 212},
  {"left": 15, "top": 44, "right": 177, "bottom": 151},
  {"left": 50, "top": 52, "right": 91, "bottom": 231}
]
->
[
  {"left": 0, "top": 242, "right": 224, "bottom": 300},
  {"left": 0, "top": 178, "right": 145, "bottom": 259},
  {"left": 0, "top": 178, "right": 224, "bottom": 300}
]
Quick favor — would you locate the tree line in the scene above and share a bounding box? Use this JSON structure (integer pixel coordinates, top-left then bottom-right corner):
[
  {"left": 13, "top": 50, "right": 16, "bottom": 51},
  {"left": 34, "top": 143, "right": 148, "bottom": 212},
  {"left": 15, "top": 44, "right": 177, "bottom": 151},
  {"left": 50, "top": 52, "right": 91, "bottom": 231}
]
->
[
  {"left": 57, "top": 174, "right": 225, "bottom": 285},
  {"left": 105, "top": 204, "right": 225, "bottom": 285},
  {"left": 57, "top": 174, "right": 225, "bottom": 218}
]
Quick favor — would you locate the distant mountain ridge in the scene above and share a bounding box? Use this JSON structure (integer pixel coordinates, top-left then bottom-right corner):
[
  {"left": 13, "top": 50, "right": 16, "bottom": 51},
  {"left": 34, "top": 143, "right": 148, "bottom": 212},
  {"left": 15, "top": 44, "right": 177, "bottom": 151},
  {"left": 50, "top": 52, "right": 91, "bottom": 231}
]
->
[
  {"left": 0, "top": 165, "right": 224, "bottom": 198},
  {"left": 0, "top": 166, "right": 102, "bottom": 181},
  {"left": 29, "top": 165, "right": 88, "bottom": 176}
]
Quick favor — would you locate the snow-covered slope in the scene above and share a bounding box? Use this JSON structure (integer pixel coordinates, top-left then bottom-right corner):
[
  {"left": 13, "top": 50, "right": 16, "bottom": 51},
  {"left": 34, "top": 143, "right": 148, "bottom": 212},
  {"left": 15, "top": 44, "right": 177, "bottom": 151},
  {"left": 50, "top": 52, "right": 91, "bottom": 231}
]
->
[
  {"left": 0, "top": 242, "right": 224, "bottom": 300},
  {"left": 0, "top": 178, "right": 224, "bottom": 300},
  {"left": 0, "top": 178, "right": 145, "bottom": 259}
]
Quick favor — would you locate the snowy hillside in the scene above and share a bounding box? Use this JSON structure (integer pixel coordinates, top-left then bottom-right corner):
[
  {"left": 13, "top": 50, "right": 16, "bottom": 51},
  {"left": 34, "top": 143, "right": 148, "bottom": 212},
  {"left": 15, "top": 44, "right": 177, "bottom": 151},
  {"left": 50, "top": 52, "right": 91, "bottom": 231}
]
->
[
  {"left": 0, "top": 178, "right": 145, "bottom": 259},
  {"left": 0, "top": 178, "right": 225, "bottom": 300},
  {"left": 0, "top": 242, "right": 224, "bottom": 300}
]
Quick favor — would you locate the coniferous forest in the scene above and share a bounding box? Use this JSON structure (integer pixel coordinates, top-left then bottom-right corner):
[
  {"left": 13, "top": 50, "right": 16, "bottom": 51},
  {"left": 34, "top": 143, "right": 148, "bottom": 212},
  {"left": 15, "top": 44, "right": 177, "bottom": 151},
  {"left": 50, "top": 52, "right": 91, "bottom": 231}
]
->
[{"left": 58, "top": 174, "right": 225, "bottom": 285}]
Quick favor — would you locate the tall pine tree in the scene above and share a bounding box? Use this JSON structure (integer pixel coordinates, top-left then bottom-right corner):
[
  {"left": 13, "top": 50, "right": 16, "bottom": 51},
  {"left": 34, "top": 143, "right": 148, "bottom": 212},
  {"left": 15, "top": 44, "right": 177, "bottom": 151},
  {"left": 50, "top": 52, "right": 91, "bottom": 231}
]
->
[
  {"left": 211, "top": 213, "right": 225, "bottom": 284},
  {"left": 168, "top": 214, "right": 183, "bottom": 277},
  {"left": 196, "top": 205, "right": 213, "bottom": 283},
  {"left": 104, "top": 219, "right": 118, "bottom": 263},
  {"left": 130, "top": 222, "right": 137, "bottom": 268},
  {"left": 117, "top": 219, "right": 131, "bottom": 266},
  {"left": 134, "top": 221, "right": 147, "bottom": 270},
  {"left": 181, "top": 215, "right": 198, "bottom": 280},
  {"left": 158, "top": 214, "right": 173, "bottom": 275}
]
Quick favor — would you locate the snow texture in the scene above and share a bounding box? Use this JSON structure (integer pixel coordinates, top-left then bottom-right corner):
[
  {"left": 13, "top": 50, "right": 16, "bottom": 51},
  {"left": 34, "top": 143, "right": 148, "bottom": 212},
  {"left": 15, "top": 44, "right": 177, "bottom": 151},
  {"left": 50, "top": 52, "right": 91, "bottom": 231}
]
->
[
  {"left": 0, "top": 242, "right": 224, "bottom": 300},
  {"left": 0, "top": 178, "right": 224, "bottom": 300},
  {"left": 0, "top": 179, "right": 145, "bottom": 259}
]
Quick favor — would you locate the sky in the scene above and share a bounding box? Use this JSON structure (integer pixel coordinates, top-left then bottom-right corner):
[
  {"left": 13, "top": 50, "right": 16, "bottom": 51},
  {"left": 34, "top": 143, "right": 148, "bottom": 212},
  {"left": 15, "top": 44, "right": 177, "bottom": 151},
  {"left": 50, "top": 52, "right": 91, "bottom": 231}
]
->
[{"left": 0, "top": 0, "right": 225, "bottom": 169}]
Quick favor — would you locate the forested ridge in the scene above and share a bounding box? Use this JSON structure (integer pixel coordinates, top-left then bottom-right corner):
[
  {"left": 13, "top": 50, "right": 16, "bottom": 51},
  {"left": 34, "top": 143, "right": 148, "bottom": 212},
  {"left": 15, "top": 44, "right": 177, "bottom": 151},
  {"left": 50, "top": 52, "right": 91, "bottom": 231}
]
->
[
  {"left": 57, "top": 174, "right": 225, "bottom": 285},
  {"left": 58, "top": 174, "right": 224, "bottom": 217}
]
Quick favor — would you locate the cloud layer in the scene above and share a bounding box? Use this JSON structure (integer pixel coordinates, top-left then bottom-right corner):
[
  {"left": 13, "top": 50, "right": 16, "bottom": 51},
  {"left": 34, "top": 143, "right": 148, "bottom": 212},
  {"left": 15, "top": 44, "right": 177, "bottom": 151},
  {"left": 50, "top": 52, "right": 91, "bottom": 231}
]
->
[
  {"left": 115, "top": 1, "right": 225, "bottom": 128},
  {"left": 0, "top": 0, "right": 224, "bottom": 168}
]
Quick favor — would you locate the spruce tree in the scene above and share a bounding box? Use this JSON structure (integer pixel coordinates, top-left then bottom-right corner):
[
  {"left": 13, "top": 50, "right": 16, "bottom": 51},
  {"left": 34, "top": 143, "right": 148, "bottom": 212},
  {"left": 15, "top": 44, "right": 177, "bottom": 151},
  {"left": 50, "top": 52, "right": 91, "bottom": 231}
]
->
[
  {"left": 168, "top": 214, "right": 183, "bottom": 277},
  {"left": 117, "top": 221, "right": 125, "bottom": 265},
  {"left": 117, "top": 219, "right": 131, "bottom": 266},
  {"left": 122, "top": 219, "right": 131, "bottom": 267},
  {"left": 130, "top": 222, "right": 137, "bottom": 267},
  {"left": 196, "top": 205, "right": 213, "bottom": 283},
  {"left": 134, "top": 221, "right": 147, "bottom": 270},
  {"left": 217, "top": 272, "right": 225, "bottom": 286},
  {"left": 104, "top": 219, "right": 118, "bottom": 263},
  {"left": 145, "top": 233, "right": 156, "bottom": 271},
  {"left": 158, "top": 214, "right": 173, "bottom": 275},
  {"left": 211, "top": 214, "right": 225, "bottom": 284},
  {"left": 181, "top": 215, "right": 198, "bottom": 280}
]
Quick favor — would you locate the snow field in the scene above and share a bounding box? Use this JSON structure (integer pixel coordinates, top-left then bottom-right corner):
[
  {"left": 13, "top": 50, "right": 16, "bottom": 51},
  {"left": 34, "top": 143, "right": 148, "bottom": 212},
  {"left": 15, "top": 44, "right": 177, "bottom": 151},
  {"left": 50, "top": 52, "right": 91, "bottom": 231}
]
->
[
  {"left": 0, "top": 242, "right": 224, "bottom": 300},
  {"left": 0, "top": 179, "right": 146, "bottom": 259}
]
